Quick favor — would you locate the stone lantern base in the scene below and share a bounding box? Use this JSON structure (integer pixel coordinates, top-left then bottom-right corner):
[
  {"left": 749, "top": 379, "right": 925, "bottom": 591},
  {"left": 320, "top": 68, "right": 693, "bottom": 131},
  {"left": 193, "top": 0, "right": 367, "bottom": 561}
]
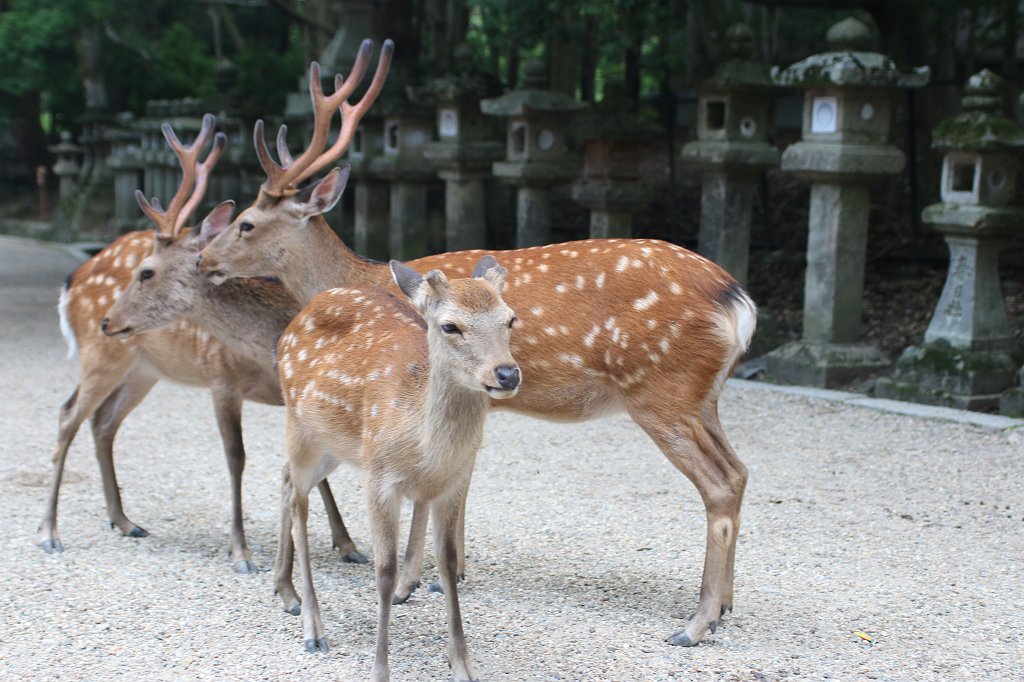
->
[
  {"left": 876, "top": 342, "right": 1021, "bottom": 412},
  {"left": 765, "top": 341, "right": 890, "bottom": 388},
  {"left": 1000, "top": 366, "right": 1024, "bottom": 416}
]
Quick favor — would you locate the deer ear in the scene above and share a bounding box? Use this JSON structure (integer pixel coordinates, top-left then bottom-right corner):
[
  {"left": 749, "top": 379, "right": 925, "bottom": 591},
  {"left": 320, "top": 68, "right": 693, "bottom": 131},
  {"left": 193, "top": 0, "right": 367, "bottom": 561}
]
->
[
  {"left": 291, "top": 165, "right": 350, "bottom": 219},
  {"left": 473, "top": 255, "right": 507, "bottom": 293},
  {"left": 200, "top": 200, "right": 235, "bottom": 244},
  {"left": 390, "top": 260, "right": 424, "bottom": 301}
]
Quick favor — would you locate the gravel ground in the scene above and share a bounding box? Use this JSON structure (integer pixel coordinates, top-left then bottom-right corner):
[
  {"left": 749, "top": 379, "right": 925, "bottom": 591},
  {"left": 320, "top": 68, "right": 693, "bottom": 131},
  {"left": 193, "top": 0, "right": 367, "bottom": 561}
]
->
[{"left": 1, "top": 236, "right": 1022, "bottom": 681}]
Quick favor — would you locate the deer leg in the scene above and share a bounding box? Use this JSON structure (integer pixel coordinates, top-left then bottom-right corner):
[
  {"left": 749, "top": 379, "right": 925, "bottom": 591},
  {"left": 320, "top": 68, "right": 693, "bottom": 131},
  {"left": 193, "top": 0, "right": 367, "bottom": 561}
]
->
[
  {"left": 273, "top": 463, "right": 301, "bottom": 615},
  {"left": 90, "top": 367, "right": 159, "bottom": 538},
  {"left": 629, "top": 403, "right": 747, "bottom": 648},
  {"left": 428, "top": 452, "right": 475, "bottom": 595},
  {"left": 367, "top": 486, "right": 401, "bottom": 681},
  {"left": 38, "top": 354, "right": 136, "bottom": 553},
  {"left": 433, "top": 480, "right": 478, "bottom": 682},
  {"left": 315, "top": 478, "right": 367, "bottom": 564},
  {"left": 702, "top": 405, "right": 745, "bottom": 616},
  {"left": 392, "top": 501, "right": 429, "bottom": 604},
  {"left": 209, "top": 385, "right": 258, "bottom": 573}
]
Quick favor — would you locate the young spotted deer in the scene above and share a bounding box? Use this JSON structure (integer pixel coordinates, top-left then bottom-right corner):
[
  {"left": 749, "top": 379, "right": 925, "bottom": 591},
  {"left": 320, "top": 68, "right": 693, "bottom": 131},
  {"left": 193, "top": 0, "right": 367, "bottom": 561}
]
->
[
  {"left": 275, "top": 256, "right": 518, "bottom": 682},
  {"left": 41, "top": 115, "right": 359, "bottom": 572},
  {"left": 199, "top": 46, "right": 755, "bottom": 647}
]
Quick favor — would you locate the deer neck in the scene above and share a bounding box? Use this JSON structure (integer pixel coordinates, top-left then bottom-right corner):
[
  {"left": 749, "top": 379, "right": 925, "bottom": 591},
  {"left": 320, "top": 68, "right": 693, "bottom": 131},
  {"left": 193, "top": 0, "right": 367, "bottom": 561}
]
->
[
  {"left": 419, "top": 349, "right": 489, "bottom": 473},
  {"left": 285, "top": 217, "right": 388, "bottom": 304}
]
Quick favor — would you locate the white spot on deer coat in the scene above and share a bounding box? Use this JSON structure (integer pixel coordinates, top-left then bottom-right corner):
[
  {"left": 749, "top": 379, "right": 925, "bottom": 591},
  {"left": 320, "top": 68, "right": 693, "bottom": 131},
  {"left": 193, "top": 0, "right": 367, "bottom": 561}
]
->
[
  {"left": 554, "top": 284, "right": 568, "bottom": 294},
  {"left": 633, "top": 291, "right": 659, "bottom": 311},
  {"left": 595, "top": 272, "right": 605, "bottom": 288},
  {"left": 669, "top": 281, "right": 683, "bottom": 295},
  {"left": 615, "top": 256, "right": 629, "bottom": 272},
  {"left": 531, "top": 307, "right": 545, "bottom": 317}
]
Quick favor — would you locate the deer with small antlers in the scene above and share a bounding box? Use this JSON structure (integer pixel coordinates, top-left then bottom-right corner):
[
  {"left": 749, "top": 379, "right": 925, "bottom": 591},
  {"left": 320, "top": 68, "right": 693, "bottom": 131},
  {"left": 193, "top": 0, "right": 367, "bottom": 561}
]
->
[
  {"left": 275, "top": 255, "right": 518, "bottom": 682},
  {"left": 41, "top": 115, "right": 361, "bottom": 572},
  {"left": 199, "top": 39, "right": 755, "bottom": 647}
]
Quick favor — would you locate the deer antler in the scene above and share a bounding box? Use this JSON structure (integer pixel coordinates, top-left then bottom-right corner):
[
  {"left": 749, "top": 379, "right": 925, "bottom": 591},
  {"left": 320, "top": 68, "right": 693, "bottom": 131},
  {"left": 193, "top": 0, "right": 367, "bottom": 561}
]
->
[
  {"left": 255, "top": 38, "right": 394, "bottom": 197},
  {"left": 135, "top": 113, "right": 227, "bottom": 239}
]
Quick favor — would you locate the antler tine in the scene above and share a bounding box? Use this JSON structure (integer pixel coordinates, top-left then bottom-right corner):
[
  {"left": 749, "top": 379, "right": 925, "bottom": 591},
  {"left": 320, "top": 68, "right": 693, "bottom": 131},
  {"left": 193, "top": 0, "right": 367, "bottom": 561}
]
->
[
  {"left": 158, "top": 114, "right": 217, "bottom": 234},
  {"left": 134, "top": 190, "right": 173, "bottom": 237},
  {"left": 176, "top": 131, "right": 228, "bottom": 230},
  {"left": 276, "top": 124, "right": 295, "bottom": 167},
  {"left": 253, "top": 118, "right": 289, "bottom": 187},
  {"left": 293, "top": 39, "right": 394, "bottom": 185}
]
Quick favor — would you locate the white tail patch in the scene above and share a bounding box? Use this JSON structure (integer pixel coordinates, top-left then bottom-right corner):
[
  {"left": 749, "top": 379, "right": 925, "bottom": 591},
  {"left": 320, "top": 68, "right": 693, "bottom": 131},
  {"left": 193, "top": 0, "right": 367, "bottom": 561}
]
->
[
  {"left": 58, "top": 284, "right": 77, "bottom": 359},
  {"left": 710, "top": 287, "right": 757, "bottom": 396}
]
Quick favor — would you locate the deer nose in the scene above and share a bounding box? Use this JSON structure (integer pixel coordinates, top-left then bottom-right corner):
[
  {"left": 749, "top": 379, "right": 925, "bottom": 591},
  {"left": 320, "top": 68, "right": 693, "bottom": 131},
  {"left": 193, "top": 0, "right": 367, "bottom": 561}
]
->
[
  {"left": 494, "top": 365, "right": 520, "bottom": 390},
  {"left": 100, "top": 318, "right": 110, "bottom": 334},
  {"left": 195, "top": 253, "right": 203, "bottom": 269}
]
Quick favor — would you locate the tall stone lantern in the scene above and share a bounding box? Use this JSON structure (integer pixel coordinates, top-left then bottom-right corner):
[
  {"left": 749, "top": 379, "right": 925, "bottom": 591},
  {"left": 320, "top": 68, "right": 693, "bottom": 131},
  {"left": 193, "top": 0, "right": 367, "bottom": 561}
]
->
[
  {"left": 877, "top": 70, "right": 1023, "bottom": 411},
  {"left": 369, "top": 89, "right": 438, "bottom": 260},
  {"left": 481, "top": 59, "right": 587, "bottom": 247},
  {"left": 764, "top": 17, "right": 929, "bottom": 388},
  {"left": 49, "top": 132, "right": 83, "bottom": 201},
  {"left": 409, "top": 47, "right": 504, "bottom": 251},
  {"left": 681, "top": 22, "right": 779, "bottom": 287},
  {"left": 348, "top": 115, "right": 389, "bottom": 260},
  {"left": 571, "top": 80, "right": 662, "bottom": 239}
]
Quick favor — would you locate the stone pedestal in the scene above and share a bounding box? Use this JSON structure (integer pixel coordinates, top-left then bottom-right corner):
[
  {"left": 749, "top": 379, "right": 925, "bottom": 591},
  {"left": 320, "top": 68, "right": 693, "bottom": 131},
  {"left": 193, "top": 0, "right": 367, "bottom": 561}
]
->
[
  {"left": 571, "top": 182, "right": 652, "bottom": 238},
  {"left": 764, "top": 17, "right": 928, "bottom": 388},
  {"left": 423, "top": 144, "right": 503, "bottom": 250},
  {"left": 348, "top": 118, "right": 390, "bottom": 260}
]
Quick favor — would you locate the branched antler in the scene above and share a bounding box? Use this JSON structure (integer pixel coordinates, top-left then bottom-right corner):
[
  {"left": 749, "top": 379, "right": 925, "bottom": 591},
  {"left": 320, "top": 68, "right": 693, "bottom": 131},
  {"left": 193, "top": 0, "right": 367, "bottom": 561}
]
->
[
  {"left": 135, "top": 113, "right": 227, "bottom": 238},
  {"left": 255, "top": 38, "right": 394, "bottom": 197}
]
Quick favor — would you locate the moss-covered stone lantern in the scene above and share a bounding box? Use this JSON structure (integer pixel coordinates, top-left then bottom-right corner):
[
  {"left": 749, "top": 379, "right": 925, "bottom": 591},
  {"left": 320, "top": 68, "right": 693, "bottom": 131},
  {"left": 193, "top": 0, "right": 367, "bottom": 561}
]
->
[
  {"left": 681, "top": 22, "right": 779, "bottom": 286},
  {"left": 481, "top": 59, "right": 588, "bottom": 247},
  {"left": 409, "top": 46, "right": 504, "bottom": 251},
  {"left": 570, "top": 80, "right": 662, "bottom": 239},
  {"left": 49, "top": 131, "right": 83, "bottom": 202},
  {"left": 877, "top": 70, "right": 1023, "bottom": 412},
  {"left": 764, "top": 16, "right": 929, "bottom": 388}
]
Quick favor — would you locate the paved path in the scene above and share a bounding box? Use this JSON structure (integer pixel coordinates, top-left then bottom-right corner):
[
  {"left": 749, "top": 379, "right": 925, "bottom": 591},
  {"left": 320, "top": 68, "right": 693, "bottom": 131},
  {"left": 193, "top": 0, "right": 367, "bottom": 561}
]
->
[{"left": 0, "top": 236, "right": 1021, "bottom": 680}]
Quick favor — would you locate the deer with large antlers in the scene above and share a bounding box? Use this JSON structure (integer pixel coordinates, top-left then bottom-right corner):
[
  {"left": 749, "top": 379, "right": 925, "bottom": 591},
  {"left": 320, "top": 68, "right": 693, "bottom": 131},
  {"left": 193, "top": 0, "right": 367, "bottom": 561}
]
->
[
  {"left": 41, "top": 115, "right": 361, "bottom": 572},
  {"left": 275, "top": 256, "right": 518, "bottom": 681},
  {"left": 199, "top": 39, "right": 755, "bottom": 647}
]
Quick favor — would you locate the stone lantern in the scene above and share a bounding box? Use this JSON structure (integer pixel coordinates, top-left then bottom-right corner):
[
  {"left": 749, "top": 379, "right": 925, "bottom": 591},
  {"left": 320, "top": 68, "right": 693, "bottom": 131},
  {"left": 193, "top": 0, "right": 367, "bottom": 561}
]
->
[
  {"left": 571, "top": 80, "right": 662, "bottom": 239},
  {"left": 348, "top": 114, "right": 389, "bottom": 260},
  {"left": 369, "top": 88, "right": 438, "bottom": 260},
  {"left": 764, "top": 17, "right": 929, "bottom": 388},
  {"left": 481, "top": 59, "right": 588, "bottom": 247},
  {"left": 410, "top": 47, "right": 504, "bottom": 251},
  {"left": 105, "top": 114, "right": 145, "bottom": 233},
  {"left": 49, "top": 131, "right": 83, "bottom": 200},
  {"left": 876, "top": 70, "right": 1023, "bottom": 411},
  {"left": 681, "top": 22, "right": 779, "bottom": 286}
]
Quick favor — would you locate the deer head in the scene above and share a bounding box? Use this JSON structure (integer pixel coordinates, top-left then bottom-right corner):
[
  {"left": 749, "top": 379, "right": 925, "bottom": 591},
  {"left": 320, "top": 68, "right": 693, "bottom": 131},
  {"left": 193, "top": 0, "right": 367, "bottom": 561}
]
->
[
  {"left": 391, "top": 255, "right": 521, "bottom": 399},
  {"left": 199, "top": 41, "right": 393, "bottom": 285},
  {"left": 102, "top": 115, "right": 229, "bottom": 337}
]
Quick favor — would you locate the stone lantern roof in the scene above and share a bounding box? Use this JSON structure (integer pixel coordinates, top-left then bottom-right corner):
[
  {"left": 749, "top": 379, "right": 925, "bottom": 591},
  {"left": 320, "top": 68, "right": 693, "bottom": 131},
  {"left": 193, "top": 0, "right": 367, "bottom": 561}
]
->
[
  {"left": 771, "top": 17, "right": 929, "bottom": 89},
  {"left": 407, "top": 45, "right": 502, "bottom": 106},
  {"left": 705, "top": 23, "right": 775, "bottom": 90},
  {"left": 480, "top": 60, "right": 588, "bottom": 117},
  {"left": 932, "top": 70, "right": 1024, "bottom": 152}
]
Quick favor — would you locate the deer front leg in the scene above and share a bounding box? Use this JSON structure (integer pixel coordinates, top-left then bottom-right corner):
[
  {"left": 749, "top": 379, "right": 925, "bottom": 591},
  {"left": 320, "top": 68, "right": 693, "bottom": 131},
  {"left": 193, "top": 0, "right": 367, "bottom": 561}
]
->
[
  {"left": 392, "top": 501, "right": 429, "bottom": 604},
  {"left": 428, "top": 453, "right": 475, "bottom": 595},
  {"left": 433, "top": 485, "right": 478, "bottom": 682},
  {"left": 211, "top": 386, "right": 257, "bottom": 573},
  {"left": 368, "top": 488, "right": 401, "bottom": 681}
]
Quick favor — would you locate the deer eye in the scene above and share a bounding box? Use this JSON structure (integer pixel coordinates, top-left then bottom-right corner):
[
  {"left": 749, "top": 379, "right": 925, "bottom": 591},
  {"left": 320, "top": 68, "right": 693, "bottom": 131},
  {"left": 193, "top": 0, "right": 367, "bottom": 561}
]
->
[
  {"left": 139, "top": 268, "right": 154, "bottom": 281},
  {"left": 239, "top": 221, "right": 254, "bottom": 233},
  {"left": 441, "top": 323, "right": 461, "bottom": 335},
  {"left": 508, "top": 317, "right": 517, "bottom": 329}
]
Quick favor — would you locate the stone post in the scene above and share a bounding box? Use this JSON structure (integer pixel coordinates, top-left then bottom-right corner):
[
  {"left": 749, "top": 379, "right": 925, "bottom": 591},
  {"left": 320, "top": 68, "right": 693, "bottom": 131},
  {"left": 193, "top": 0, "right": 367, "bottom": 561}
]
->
[
  {"left": 681, "top": 23, "right": 779, "bottom": 287},
  {"left": 105, "top": 115, "right": 145, "bottom": 233},
  {"left": 482, "top": 60, "right": 587, "bottom": 247},
  {"left": 348, "top": 117, "right": 390, "bottom": 259},
  {"left": 571, "top": 80, "right": 662, "bottom": 239},
  {"left": 410, "top": 47, "right": 504, "bottom": 251},
  {"left": 876, "top": 70, "right": 1023, "bottom": 412},
  {"left": 764, "top": 17, "right": 929, "bottom": 388}
]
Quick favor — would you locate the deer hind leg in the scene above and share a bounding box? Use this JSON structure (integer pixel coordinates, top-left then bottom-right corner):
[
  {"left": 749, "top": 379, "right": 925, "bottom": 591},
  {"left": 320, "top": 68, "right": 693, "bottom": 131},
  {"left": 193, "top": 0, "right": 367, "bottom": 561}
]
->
[
  {"left": 628, "top": 401, "right": 747, "bottom": 647},
  {"left": 273, "top": 463, "right": 301, "bottom": 615},
  {"left": 210, "top": 385, "right": 259, "bottom": 573},
  {"left": 367, "top": 485, "right": 401, "bottom": 681},
  {"left": 315, "top": 478, "right": 367, "bottom": 564},
  {"left": 90, "top": 366, "right": 160, "bottom": 538},
  {"left": 433, "top": 479, "right": 478, "bottom": 682},
  {"left": 38, "top": 353, "right": 137, "bottom": 553}
]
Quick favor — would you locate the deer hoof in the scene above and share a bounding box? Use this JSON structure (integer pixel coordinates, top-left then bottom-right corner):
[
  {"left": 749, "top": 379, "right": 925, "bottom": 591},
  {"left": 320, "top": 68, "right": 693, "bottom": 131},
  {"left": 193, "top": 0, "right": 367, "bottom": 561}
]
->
[
  {"left": 341, "top": 549, "right": 368, "bottom": 564},
  {"left": 391, "top": 581, "right": 420, "bottom": 605},
  {"left": 709, "top": 620, "right": 718, "bottom": 634},
  {"left": 233, "top": 559, "right": 258, "bottom": 574},
  {"left": 428, "top": 580, "right": 444, "bottom": 594},
  {"left": 125, "top": 525, "right": 149, "bottom": 538},
  {"left": 285, "top": 601, "right": 301, "bottom": 616},
  {"left": 720, "top": 603, "right": 732, "bottom": 617},
  {"left": 666, "top": 629, "right": 698, "bottom": 647},
  {"left": 303, "top": 637, "right": 328, "bottom": 653},
  {"left": 40, "top": 538, "right": 65, "bottom": 554}
]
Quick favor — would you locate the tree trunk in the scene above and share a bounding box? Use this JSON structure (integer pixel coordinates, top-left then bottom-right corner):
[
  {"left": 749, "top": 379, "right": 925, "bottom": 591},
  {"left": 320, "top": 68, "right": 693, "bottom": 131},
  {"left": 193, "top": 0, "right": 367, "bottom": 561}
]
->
[
  {"left": 580, "top": 14, "right": 597, "bottom": 102},
  {"left": 10, "top": 92, "right": 48, "bottom": 183}
]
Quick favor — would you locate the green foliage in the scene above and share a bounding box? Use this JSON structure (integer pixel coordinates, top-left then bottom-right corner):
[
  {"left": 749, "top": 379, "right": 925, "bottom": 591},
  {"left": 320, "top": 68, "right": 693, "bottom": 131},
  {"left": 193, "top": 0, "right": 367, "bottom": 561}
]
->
[{"left": 0, "top": 0, "right": 78, "bottom": 100}]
